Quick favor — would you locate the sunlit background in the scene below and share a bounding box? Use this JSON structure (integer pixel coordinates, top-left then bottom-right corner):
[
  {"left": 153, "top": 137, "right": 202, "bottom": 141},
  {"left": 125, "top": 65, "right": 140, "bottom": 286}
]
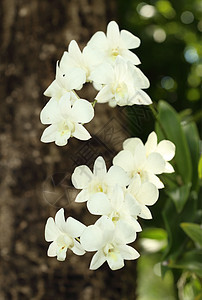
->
[{"left": 119, "top": 0, "right": 201, "bottom": 113}]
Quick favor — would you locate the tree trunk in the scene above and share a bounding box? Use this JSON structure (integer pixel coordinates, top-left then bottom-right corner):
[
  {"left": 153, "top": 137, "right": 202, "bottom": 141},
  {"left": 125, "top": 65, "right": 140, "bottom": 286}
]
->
[{"left": 0, "top": 1, "right": 138, "bottom": 299}]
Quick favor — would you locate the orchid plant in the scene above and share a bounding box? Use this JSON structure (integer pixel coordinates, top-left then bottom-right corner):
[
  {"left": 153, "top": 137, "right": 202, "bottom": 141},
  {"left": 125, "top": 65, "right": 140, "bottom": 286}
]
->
[{"left": 41, "top": 21, "right": 176, "bottom": 270}]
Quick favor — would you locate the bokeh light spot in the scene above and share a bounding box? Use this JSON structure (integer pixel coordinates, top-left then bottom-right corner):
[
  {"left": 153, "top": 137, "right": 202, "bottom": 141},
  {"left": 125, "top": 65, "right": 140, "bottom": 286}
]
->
[
  {"left": 184, "top": 47, "right": 199, "bottom": 64},
  {"left": 187, "top": 88, "right": 200, "bottom": 101},
  {"left": 181, "top": 11, "right": 194, "bottom": 24},
  {"left": 161, "top": 76, "right": 175, "bottom": 90},
  {"left": 188, "top": 73, "right": 200, "bottom": 87},
  {"left": 139, "top": 4, "right": 156, "bottom": 18},
  {"left": 153, "top": 28, "right": 166, "bottom": 43}
]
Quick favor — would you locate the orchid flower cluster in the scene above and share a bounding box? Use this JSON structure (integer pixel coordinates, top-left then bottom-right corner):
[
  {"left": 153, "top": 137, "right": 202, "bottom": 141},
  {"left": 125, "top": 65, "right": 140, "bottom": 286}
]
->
[
  {"left": 40, "top": 21, "right": 152, "bottom": 146},
  {"left": 43, "top": 21, "right": 176, "bottom": 270},
  {"left": 45, "top": 132, "right": 175, "bottom": 270}
]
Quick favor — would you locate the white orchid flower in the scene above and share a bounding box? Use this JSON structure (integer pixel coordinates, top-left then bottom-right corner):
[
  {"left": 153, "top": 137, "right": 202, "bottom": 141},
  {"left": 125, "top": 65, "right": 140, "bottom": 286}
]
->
[
  {"left": 145, "top": 131, "right": 176, "bottom": 173},
  {"left": 40, "top": 93, "right": 94, "bottom": 146},
  {"left": 90, "top": 56, "right": 151, "bottom": 107},
  {"left": 45, "top": 208, "right": 86, "bottom": 261},
  {"left": 126, "top": 174, "right": 159, "bottom": 219},
  {"left": 113, "top": 137, "right": 166, "bottom": 188},
  {"left": 87, "top": 185, "right": 142, "bottom": 238},
  {"left": 113, "top": 133, "right": 175, "bottom": 188},
  {"left": 44, "top": 61, "right": 86, "bottom": 102},
  {"left": 80, "top": 216, "right": 140, "bottom": 270},
  {"left": 60, "top": 40, "right": 102, "bottom": 83},
  {"left": 87, "top": 20, "right": 141, "bottom": 65},
  {"left": 71, "top": 156, "right": 130, "bottom": 203}
]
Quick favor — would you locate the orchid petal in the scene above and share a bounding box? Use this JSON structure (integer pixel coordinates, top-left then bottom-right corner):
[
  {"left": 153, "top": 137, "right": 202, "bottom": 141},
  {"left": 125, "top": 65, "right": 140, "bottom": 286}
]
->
[
  {"left": 80, "top": 225, "right": 103, "bottom": 251},
  {"left": 145, "top": 131, "right": 158, "bottom": 155},
  {"left": 137, "top": 182, "right": 159, "bottom": 206},
  {"left": 41, "top": 125, "right": 57, "bottom": 143},
  {"left": 107, "top": 251, "right": 124, "bottom": 270},
  {"left": 71, "top": 240, "right": 85, "bottom": 255},
  {"left": 45, "top": 217, "right": 60, "bottom": 242},
  {"left": 145, "top": 152, "right": 165, "bottom": 174},
  {"left": 75, "top": 189, "right": 90, "bottom": 203},
  {"left": 93, "top": 156, "right": 107, "bottom": 176},
  {"left": 95, "top": 85, "right": 114, "bottom": 103},
  {"left": 106, "top": 166, "right": 130, "bottom": 187},
  {"left": 113, "top": 150, "right": 134, "bottom": 173},
  {"left": 164, "top": 162, "right": 175, "bottom": 173},
  {"left": 55, "top": 208, "right": 66, "bottom": 232},
  {"left": 65, "top": 217, "right": 86, "bottom": 237},
  {"left": 120, "top": 30, "right": 140, "bottom": 49},
  {"left": 71, "top": 99, "right": 94, "bottom": 123},
  {"left": 157, "top": 140, "right": 176, "bottom": 161},
  {"left": 72, "top": 124, "right": 91, "bottom": 140},
  {"left": 72, "top": 165, "right": 93, "bottom": 189},
  {"left": 107, "top": 21, "right": 120, "bottom": 47},
  {"left": 119, "top": 244, "right": 140, "bottom": 260},
  {"left": 47, "top": 241, "right": 57, "bottom": 257},
  {"left": 87, "top": 193, "right": 112, "bottom": 215},
  {"left": 90, "top": 250, "right": 106, "bottom": 270},
  {"left": 121, "top": 49, "right": 141, "bottom": 65}
]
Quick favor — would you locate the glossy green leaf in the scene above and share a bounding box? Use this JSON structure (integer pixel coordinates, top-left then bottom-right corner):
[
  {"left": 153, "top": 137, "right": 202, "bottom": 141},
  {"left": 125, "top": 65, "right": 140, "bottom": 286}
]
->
[
  {"left": 166, "top": 183, "right": 192, "bottom": 213},
  {"left": 182, "top": 121, "right": 200, "bottom": 191},
  {"left": 155, "top": 101, "right": 192, "bottom": 185},
  {"left": 139, "top": 228, "right": 167, "bottom": 240},
  {"left": 180, "top": 222, "right": 202, "bottom": 248},
  {"left": 168, "top": 250, "right": 202, "bottom": 277},
  {"left": 162, "top": 194, "right": 197, "bottom": 260}
]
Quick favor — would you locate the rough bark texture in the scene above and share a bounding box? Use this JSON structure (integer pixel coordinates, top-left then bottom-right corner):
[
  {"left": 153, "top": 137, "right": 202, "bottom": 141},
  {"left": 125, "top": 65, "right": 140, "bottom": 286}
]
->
[{"left": 0, "top": 0, "right": 150, "bottom": 299}]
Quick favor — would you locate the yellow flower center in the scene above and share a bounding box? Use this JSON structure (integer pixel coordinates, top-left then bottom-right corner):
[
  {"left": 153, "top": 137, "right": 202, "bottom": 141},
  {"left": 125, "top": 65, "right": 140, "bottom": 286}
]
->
[
  {"left": 88, "top": 180, "right": 108, "bottom": 194},
  {"left": 111, "top": 48, "right": 119, "bottom": 59},
  {"left": 59, "top": 121, "right": 75, "bottom": 136}
]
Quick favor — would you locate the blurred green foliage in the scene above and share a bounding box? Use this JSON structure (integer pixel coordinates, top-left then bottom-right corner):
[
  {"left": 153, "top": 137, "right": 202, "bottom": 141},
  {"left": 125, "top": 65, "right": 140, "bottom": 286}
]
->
[
  {"left": 118, "top": 0, "right": 202, "bottom": 129},
  {"left": 118, "top": 0, "right": 202, "bottom": 298}
]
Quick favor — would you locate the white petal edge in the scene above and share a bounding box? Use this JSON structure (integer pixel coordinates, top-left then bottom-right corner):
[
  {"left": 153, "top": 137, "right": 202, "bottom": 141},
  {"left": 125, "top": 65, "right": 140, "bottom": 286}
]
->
[
  {"left": 87, "top": 193, "right": 112, "bottom": 216},
  {"left": 90, "top": 250, "right": 106, "bottom": 270},
  {"left": 65, "top": 217, "right": 86, "bottom": 238},
  {"left": 71, "top": 165, "right": 93, "bottom": 189}
]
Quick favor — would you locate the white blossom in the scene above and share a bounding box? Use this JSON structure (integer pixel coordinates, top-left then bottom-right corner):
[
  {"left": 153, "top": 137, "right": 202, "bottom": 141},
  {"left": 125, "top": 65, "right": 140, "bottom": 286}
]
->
[
  {"left": 40, "top": 93, "right": 94, "bottom": 146},
  {"left": 87, "top": 185, "right": 142, "bottom": 237},
  {"left": 45, "top": 208, "right": 85, "bottom": 261},
  {"left": 90, "top": 56, "right": 151, "bottom": 107},
  {"left": 145, "top": 131, "right": 175, "bottom": 173},
  {"left": 80, "top": 216, "right": 140, "bottom": 270},
  {"left": 113, "top": 137, "right": 166, "bottom": 188},
  {"left": 60, "top": 40, "right": 102, "bottom": 83},
  {"left": 126, "top": 174, "right": 159, "bottom": 219},
  {"left": 71, "top": 156, "right": 130, "bottom": 203},
  {"left": 44, "top": 61, "right": 86, "bottom": 102},
  {"left": 87, "top": 20, "right": 141, "bottom": 65}
]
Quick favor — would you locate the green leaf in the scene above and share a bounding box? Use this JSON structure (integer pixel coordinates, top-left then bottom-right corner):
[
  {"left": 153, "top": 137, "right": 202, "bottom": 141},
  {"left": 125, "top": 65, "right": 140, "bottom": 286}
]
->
[
  {"left": 182, "top": 121, "right": 200, "bottom": 191},
  {"left": 155, "top": 101, "right": 192, "bottom": 185},
  {"left": 180, "top": 222, "right": 202, "bottom": 248},
  {"left": 166, "top": 183, "right": 192, "bottom": 213},
  {"left": 198, "top": 155, "right": 202, "bottom": 180},
  {"left": 139, "top": 228, "right": 167, "bottom": 240},
  {"left": 168, "top": 250, "right": 202, "bottom": 277},
  {"left": 162, "top": 194, "right": 197, "bottom": 260}
]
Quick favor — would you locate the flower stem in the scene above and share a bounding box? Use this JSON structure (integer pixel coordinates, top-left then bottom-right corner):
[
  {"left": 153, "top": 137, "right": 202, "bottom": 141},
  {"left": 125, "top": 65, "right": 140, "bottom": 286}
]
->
[{"left": 92, "top": 99, "right": 97, "bottom": 108}]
